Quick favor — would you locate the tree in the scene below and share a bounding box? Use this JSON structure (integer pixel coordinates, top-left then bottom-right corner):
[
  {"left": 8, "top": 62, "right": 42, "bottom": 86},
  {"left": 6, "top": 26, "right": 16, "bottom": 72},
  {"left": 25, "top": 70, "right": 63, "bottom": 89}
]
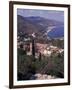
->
[{"left": 32, "top": 38, "right": 35, "bottom": 58}]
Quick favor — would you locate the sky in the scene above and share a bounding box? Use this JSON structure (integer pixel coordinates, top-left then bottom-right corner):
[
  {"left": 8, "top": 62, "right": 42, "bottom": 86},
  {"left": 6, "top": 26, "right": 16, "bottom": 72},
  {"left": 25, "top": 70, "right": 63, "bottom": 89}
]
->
[{"left": 17, "top": 9, "right": 64, "bottom": 22}]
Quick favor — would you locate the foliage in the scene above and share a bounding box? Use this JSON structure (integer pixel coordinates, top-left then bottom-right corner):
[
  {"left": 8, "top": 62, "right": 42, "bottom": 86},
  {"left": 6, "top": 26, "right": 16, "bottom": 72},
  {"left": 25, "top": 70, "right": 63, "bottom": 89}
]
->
[
  {"left": 17, "top": 48, "right": 64, "bottom": 80},
  {"left": 51, "top": 39, "right": 64, "bottom": 49}
]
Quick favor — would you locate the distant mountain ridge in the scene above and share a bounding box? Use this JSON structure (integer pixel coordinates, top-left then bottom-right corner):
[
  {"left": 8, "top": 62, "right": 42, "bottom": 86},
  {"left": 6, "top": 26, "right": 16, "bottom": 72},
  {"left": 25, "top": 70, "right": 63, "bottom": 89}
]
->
[
  {"left": 23, "top": 16, "right": 64, "bottom": 27},
  {"left": 17, "top": 15, "right": 64, "bottom": 40}
]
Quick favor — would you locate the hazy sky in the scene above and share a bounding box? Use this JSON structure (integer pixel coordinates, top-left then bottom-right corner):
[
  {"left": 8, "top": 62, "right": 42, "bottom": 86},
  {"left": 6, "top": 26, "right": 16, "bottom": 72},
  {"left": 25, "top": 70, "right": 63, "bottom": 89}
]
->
[{"left": 17, "top": 9, "right": 64, "bottom": 22}]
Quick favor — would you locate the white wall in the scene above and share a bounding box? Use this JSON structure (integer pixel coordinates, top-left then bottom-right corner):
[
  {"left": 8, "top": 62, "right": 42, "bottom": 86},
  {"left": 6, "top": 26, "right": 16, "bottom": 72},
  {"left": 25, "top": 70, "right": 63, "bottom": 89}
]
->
[{"left": 0, "top": 0, "right": 72, "bottom": 90}]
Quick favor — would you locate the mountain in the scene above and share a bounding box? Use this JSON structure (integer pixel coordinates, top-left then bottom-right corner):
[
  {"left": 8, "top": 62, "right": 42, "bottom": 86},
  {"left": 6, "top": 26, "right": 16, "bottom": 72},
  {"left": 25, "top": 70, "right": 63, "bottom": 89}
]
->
[
  {"left": 17, "top": 15, "right": 39, "bottom": 34},
  {"left": 17, "top": 15, "right": 64, "bottom": 41},
  {"left": 25, "top": 16, "right": 63, "bottom": 27}
]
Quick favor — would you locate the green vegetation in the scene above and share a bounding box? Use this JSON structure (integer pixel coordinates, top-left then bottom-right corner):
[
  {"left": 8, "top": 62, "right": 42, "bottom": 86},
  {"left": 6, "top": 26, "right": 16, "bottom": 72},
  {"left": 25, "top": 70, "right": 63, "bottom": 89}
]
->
[
  {"left": 17, "top": 48, "right": 64, "bottom": 80},
  {"left": 51, "top": 39, "right": 64, "bottom": 49}
]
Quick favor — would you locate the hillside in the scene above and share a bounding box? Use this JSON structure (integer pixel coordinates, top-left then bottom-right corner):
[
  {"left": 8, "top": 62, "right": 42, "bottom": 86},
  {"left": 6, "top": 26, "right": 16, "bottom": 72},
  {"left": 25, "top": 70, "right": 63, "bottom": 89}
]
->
[{"left": 17, "top": 15, "right": 64, "bottom": 42}]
